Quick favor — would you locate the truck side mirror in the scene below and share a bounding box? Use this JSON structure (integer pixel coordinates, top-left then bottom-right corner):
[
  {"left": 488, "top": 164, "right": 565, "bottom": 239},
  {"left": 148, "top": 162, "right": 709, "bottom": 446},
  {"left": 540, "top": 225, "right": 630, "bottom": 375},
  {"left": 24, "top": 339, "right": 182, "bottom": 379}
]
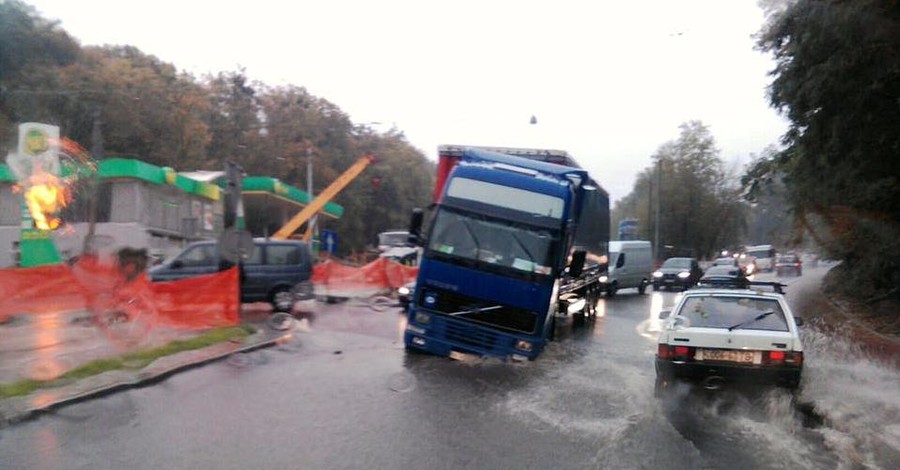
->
[
  {"left": 407, "top": 208, "right": 424, "bottom": 246},
  {"left": 569, "top": 250, "right": 586, "bottom": 278}
]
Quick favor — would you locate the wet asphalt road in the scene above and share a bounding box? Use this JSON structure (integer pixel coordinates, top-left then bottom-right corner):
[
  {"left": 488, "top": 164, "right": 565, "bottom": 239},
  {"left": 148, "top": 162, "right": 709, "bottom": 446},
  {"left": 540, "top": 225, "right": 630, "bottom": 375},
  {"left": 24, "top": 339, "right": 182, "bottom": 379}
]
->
[{"left": 1, "top": 265, "right": 899, "bottom": 469}]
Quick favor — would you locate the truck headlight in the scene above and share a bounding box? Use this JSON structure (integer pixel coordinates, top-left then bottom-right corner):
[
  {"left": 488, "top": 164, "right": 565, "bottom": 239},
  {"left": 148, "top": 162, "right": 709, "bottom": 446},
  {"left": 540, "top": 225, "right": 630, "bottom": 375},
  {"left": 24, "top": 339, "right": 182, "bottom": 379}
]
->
[
  {"left": 677, "top": 271, "right": 690, "bottom": 279},
  {"left": 599, "top": 275, "right": 608, "bottom": 283},
  {"left": 515, "top": 340, "right": 533, "bottom": 352},
  {"left": 398, "top": 286, "right": 411, "bottom": 296},
  {"left": 414, "top": 312, "right": 431, "bottom": 324}
]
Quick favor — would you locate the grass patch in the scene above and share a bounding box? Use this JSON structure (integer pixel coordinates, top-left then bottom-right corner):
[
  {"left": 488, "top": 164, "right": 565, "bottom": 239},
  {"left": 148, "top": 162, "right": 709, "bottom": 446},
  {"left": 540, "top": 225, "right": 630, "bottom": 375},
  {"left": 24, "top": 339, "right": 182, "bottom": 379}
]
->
[{"left": 0, "top": 325, "right": 252, "bottom": 399}]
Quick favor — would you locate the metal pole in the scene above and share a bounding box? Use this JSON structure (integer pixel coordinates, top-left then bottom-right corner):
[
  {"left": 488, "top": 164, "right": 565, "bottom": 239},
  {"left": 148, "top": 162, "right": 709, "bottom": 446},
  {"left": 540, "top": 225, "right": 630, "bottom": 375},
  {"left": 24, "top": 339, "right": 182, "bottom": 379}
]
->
[
  {"left": 654, "top": 159, "right": 661, "bottom": 262},
  {"left": 306, "top": 147, "right": 316, "bottom": 236}
]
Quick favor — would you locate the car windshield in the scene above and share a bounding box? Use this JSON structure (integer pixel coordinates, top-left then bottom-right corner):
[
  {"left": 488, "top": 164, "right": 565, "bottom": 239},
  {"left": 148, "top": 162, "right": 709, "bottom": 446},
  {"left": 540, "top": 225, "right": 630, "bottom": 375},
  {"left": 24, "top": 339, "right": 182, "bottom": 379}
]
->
[
  {"left": 378, "top": 232, "right": 408, "bottom": 247},
  {"left": 677, "top": 296, "right": 789, "bottom": 331},
  {"left": 427, "top": 208, "right": 556, "bottom": 275},
  {"left": 662, "top": 258, "right": 691, "bottom": 269}
]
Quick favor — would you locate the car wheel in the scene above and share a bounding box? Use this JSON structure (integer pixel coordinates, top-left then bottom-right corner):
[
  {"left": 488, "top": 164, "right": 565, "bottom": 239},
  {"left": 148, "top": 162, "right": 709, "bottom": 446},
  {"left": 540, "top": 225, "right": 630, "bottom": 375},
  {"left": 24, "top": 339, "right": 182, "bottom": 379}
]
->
[
  {"left": 270, "top": 287, "right": 293, "bottom": 312},
  {"left": 606, "top": 282, "right": 617, "bottom": 298},
  {"left": 638, "top": 280, "right": 648, "bottom": 295},
  {"left": 652, "top": 283, "right": 660, "bottom": 291}
]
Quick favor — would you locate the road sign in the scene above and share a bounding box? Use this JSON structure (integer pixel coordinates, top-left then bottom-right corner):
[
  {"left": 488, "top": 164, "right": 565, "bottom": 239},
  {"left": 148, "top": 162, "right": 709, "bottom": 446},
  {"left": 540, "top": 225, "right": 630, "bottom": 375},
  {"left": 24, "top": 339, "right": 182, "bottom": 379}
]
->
[{"left": 321, "top": 229, "right": 338, "bottom": 254}]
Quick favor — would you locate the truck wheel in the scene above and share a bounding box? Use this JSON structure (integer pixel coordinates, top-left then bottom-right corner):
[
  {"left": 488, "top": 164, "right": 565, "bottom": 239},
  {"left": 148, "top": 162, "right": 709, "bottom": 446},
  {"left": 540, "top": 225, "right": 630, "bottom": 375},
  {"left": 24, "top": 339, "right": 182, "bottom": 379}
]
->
[{"left": 638, "top": 280, "right": 648, "bottom": 295}]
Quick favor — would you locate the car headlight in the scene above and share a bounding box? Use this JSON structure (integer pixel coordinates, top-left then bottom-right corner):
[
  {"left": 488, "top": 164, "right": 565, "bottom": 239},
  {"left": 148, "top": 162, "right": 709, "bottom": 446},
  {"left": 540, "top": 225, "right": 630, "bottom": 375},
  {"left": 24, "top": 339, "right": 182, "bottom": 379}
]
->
[
  {"left": 652, "top": 271, "right": 663, "bottom": 278},
  {"left": 677, "top": 271, "right": 690, "bottom": 279},
  {"left": 398, "top": 286, "right": 411, "bottom": 296},
  {"left": 599, "top": 275, "right": 608, "bottom": 283}
]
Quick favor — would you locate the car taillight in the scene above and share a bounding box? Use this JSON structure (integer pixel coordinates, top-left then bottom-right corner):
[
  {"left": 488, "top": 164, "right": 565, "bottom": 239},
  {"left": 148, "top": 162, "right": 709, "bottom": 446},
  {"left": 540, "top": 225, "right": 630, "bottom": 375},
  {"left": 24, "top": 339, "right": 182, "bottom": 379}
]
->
[
  {"left": 658, "top": 344, "right": 694, "bottom": 360},
  {"left": 657, "top": 344, "right": 673, "bottom": 359},
  {"left": 765, "top": 350, "right": 803, "bottom": 365},
  {"left": 767, "top": 350, "right": 785, "bottom": 363}
]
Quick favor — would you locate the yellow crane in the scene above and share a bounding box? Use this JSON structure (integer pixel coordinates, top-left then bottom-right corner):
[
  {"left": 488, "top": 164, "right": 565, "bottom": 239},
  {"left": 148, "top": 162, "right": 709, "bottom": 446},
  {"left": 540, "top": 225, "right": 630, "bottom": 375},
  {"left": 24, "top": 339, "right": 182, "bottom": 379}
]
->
[{"left": 271, "top": 154, "right": 376, "bottom": 241}]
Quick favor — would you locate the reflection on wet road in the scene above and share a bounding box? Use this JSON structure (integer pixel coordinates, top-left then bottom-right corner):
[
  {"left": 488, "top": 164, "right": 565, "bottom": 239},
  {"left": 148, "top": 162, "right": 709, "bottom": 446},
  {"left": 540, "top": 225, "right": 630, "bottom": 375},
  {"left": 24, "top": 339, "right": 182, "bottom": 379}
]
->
[{"left": 2, "top": 266, "right": 898, "bottom": 469}]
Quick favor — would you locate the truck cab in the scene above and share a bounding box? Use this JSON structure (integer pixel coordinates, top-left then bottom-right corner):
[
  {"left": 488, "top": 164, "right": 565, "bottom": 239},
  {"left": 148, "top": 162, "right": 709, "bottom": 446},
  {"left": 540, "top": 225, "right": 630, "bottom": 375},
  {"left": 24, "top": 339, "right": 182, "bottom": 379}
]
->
[{"left": 404, "top": 146, "right": 609, "bottom": 361}]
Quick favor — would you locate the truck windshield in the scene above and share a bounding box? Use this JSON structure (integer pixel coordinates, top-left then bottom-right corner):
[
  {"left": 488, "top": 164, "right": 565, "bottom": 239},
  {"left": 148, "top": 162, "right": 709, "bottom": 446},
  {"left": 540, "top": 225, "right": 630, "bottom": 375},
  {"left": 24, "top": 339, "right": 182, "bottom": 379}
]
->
[{"left": 427, "top": 209, "right": 556, "bottom": 276}]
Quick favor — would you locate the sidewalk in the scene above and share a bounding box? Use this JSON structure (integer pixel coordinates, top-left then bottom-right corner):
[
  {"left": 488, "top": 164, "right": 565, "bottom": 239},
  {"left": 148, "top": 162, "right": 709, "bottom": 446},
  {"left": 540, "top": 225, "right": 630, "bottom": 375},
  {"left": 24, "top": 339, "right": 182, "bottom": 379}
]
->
[{"left": 0, "top": 307, "right": 293, "bottom": 427}]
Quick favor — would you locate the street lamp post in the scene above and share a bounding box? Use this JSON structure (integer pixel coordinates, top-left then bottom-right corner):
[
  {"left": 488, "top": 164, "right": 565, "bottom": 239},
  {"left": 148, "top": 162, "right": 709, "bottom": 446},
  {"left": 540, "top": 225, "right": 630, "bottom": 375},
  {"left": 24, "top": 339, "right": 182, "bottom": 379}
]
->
[
  {"left": 654, "top": 159, "right": 661, "bottom": 262},
  {"left": 306, "top": 146, "right": 316, "bottom": 236}
]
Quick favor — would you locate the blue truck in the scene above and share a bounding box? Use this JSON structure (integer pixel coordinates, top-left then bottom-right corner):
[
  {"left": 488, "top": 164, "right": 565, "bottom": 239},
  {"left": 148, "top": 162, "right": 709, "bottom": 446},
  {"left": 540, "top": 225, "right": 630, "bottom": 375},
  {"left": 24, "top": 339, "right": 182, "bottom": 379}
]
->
[{"left": 403, "top": 145, "right": 610, "bottom": 361}]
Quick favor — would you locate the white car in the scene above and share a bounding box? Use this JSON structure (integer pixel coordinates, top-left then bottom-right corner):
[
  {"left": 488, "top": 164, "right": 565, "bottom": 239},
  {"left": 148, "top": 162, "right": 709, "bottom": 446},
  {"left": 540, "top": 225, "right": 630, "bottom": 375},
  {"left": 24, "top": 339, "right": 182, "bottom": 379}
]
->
[{"left": 655, "top": 281, "right": 804, "bottom": 394}]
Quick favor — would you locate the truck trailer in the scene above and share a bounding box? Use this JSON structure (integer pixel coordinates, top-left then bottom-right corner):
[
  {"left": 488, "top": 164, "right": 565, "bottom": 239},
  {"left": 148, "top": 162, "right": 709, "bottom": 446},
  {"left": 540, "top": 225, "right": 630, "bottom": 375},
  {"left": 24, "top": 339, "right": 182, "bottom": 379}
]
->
[{"left": 403, "top": 145, "right": 610, "bottom": 361}]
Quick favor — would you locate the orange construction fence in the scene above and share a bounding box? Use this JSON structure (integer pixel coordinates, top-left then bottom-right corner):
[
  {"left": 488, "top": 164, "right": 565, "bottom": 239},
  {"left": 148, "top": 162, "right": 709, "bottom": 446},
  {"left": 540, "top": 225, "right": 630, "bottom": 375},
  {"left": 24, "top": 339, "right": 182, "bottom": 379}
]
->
[
  {"left": 0, "top": 256, "right": 239, "bottom": 329},
  {"left": 312, "top": 257, "right": 418, "bottom": 298}
]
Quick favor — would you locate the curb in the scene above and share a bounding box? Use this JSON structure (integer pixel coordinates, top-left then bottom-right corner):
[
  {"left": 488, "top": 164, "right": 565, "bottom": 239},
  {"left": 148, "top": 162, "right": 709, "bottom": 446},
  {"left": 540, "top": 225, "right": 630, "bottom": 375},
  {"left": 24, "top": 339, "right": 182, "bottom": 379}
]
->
[{"left": 0, "top": 326, "right": 292, "bottom": 428}]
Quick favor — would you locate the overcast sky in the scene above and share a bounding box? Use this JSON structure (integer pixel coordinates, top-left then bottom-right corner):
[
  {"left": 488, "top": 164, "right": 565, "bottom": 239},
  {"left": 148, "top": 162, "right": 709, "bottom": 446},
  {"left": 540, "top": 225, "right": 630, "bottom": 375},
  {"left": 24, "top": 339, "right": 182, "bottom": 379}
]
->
[{"left": 27, "top": 0, "right": 788, "bottom": 203}]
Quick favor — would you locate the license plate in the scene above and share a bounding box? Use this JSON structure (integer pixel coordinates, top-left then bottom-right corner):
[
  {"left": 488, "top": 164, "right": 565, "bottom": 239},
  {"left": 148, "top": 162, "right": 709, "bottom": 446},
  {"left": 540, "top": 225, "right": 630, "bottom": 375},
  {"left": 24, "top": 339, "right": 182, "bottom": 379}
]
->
[
  {"left": 449, "top": 350, "right": 480, "bottom": 362},
  {"left": 696, "top": 349, "right": 761, "bottom": 364}
]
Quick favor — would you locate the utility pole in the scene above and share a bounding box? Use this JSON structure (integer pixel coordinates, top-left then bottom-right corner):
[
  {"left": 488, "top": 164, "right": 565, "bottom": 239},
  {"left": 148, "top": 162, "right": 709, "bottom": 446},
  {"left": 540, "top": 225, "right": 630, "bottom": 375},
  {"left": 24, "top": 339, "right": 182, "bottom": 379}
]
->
[
  {"left": 654, "top": 158, "right": 661, "bottom": 263},
  {"left": 84, "top": 109, "right": 103, "bottom": 255},
  {"left": 306, "top": 146, "right": 316, "bottom": 238}
]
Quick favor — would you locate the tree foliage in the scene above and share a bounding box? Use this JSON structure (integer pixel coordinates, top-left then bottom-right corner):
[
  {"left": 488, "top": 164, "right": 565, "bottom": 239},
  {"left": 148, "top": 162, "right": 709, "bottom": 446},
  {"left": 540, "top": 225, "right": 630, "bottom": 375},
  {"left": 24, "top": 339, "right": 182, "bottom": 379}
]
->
[
  {"left": 613, "top": 121, "right": 747, "bottom": 260},
  {"left": 0, "top": 1, "right": 434, "bottom": 256},
  {"left": 750, "top": 0, "right": 900, "bottom": 299}
]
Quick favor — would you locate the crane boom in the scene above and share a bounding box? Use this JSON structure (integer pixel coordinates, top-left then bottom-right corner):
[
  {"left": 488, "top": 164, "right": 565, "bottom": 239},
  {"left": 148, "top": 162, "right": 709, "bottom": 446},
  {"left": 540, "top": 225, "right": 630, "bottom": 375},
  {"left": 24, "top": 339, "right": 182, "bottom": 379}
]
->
[{"left": 271, "top": 154, "right": 375, "bottom": 240}]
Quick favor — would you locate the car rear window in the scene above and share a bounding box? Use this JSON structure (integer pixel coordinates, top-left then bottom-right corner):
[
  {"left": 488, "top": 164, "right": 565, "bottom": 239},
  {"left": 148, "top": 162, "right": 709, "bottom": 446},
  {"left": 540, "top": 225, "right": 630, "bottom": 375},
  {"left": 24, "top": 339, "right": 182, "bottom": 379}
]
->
[{"left": 677, "top": 296, "right": 789, "bottom": 331}]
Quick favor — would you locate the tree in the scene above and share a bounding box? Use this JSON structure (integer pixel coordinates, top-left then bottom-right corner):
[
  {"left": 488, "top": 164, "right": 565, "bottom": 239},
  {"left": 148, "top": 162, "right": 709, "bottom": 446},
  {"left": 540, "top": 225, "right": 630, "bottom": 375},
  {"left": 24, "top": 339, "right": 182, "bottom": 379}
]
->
[
  {"left": 614, "top": 121, "right": 747, "bottom": 260},
  {"left": 0, "top": 0, "right": 80, "bottom": 145},
  {"left": 750, "top": 0, "right": 900, "bottom": 299},
  {"left": 0, "top": 5, "right": 436, "bottom": 257}
]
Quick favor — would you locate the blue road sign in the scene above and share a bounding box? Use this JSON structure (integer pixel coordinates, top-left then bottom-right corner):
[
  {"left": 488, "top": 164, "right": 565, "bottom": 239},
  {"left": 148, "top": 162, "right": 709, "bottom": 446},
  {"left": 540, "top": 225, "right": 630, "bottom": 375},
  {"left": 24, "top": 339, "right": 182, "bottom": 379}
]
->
[{"left": 321, "top": 229, "right": 338, "bottom": 254}]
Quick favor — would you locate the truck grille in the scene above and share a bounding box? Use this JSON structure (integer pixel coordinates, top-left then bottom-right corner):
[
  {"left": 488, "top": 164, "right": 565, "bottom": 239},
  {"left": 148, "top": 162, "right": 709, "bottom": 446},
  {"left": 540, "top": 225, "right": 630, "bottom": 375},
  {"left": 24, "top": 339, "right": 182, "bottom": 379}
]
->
[
  {"left": 418, "top": 288, "right": 537, "bottom": 334},
  {"left": 442, "top": 316, "right": 502, "bottom": 350}
]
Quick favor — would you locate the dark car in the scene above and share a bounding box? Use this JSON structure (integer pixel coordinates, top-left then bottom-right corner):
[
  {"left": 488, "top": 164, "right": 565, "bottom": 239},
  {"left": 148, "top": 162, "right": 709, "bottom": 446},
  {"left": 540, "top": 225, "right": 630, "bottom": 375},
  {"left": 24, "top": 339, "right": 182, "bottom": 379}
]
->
[
  {"left": 148, "top": 238, "right": 314, "bottom": 311},
  {"left": 696, "top": 265, "right": 750, "bottom": 289},
  {"left": 775, "top": 253, "right": 803, "bottom": 277},
  {"left": 713, "top": 257, "right": 739, "bottom": 267},
  {"left": 652, "top": 257, "right": 703, "bottom": 291}
]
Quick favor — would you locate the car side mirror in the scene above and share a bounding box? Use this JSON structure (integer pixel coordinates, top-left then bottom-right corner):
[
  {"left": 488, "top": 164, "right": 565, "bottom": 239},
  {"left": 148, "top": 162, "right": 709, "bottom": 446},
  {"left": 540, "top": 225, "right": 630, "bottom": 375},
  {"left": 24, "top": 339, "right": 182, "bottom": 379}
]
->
[
  {"left": 170, "top": 260, "right": 184, "bottom": 269},
  {"left": 568, "top": 250, "right": 586, "bottom": 278},
  {"left": 658, "top": 309, "right": 671, "bottom": 320},
  {"left": 794, "top": 317, "right": 804, "bottom": 327},
  {"left": 407, "top": 208, "right": 424, "bottom": 246}
]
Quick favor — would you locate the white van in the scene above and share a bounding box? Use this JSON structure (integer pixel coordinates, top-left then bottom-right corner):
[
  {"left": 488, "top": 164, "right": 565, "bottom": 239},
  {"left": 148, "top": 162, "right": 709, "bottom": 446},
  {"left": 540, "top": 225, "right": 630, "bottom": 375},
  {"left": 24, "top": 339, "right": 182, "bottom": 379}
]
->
[
  {"left": 745, "top": 244, "right": 777, "bottom": 272},
  {"left": 603, "top": 240, "right": 654, "bottom": 296}
]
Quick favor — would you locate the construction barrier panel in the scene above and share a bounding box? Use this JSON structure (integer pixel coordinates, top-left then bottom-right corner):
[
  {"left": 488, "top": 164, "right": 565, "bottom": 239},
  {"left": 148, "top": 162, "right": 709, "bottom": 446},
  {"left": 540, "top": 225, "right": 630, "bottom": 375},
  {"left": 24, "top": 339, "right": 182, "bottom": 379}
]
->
[
  {"left": 0, "top": 257, "right": 239, "bottom": 329},
  {"left": 312, "top": 257, "right": 418, "bottom": 299}
]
